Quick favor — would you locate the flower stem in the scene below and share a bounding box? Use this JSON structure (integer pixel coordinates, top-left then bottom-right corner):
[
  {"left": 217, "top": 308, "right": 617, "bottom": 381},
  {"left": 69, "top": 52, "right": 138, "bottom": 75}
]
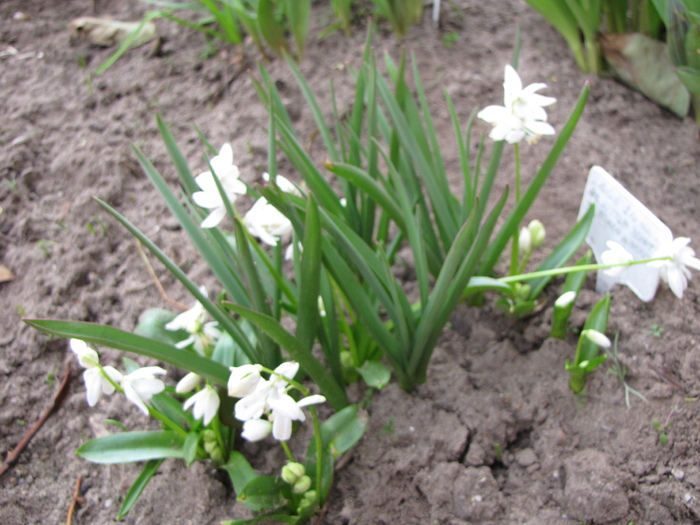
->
[
  {"left": 509, "top": 143, "right": 521, "bottom": 276},
  {"left": 280, "top": 440, "right": 295, "bottom": 462},
  {"left": 499, "top": 256, "right": 670, "bottom": 285},
  {"left": 309, "top": 405, "right": 323, "bottom": 506}
]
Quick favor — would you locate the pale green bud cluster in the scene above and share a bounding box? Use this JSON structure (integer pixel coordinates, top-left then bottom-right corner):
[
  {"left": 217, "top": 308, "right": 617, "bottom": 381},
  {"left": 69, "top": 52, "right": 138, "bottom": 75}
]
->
[
  {"left": 202, "top": 429, "right": 224, "bottom": 463},
  {"left": 281, "top": 462, "right": 312, "bottom": 495},
  {"left": 519, "top": 220, "right": 546, "bottom": 255}
]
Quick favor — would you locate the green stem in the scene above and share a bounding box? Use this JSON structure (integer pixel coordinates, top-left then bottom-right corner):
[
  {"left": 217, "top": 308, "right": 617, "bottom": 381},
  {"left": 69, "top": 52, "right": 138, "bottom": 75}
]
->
[
  {"left": 509, "top": 143, "right": 521, "bottom": 276},
  {"left": 499, "top": 256, "right": 670, "bottom": 285},
  {"left": 309, "top": 405, "right": 323, "bottom": 506},
  {"left": 281, "top": 440, "right": 295, "bottom": 462}
]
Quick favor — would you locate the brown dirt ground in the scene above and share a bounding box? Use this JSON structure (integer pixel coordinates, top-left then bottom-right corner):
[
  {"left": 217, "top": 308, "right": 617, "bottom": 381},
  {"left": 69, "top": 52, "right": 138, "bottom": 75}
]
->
[{"left": 1, "top": 1, "right": 700, "bottom": 524}]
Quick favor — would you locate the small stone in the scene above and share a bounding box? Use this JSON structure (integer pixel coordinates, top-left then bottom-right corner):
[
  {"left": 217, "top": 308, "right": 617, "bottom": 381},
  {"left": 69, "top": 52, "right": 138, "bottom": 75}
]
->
[
  {"left": 672, "top": 468, "right": 685, "bottom": 480},
  {"left": 515, "top": 448, "right": 537, "bottom": 467}
]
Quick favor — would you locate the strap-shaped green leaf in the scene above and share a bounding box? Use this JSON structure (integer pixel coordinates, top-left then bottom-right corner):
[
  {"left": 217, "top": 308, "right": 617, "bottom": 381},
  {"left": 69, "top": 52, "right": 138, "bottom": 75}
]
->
[
  {"left": 117, "top": 458, "right": 164, "bottom": 518},
  {"left": 24, "top": 319, "right": 230, "bottom": 385},
  {"left": 77, "top": 431, "right": 185, "bottom": 464}
]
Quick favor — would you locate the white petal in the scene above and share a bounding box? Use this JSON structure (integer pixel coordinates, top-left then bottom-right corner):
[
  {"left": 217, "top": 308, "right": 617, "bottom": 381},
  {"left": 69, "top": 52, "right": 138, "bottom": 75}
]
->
[
  {"left": 228, "top": 364, "right": 262, "bottom": 397},
  {"left": 272, "top": 414, "right": 293, "bottom": 441},
  {"left": 176, "top": 372, "right": 201, "bottom": 394},
  {"left": 83, "top": 368, "right": 104, "bottom": 407},
  {"left": 297, "top": 394, "right": 326, "bottom": 408},
  {"left": 123, "top": 382, "right": 149, "bottom": 415},
  {"left": 235, "top": 385, "right": 270, "bottom": 421},
  {"left": 273, "top": 362, "right": 299, "bottom": 385},
  {"left": 269, "top": 391, "right": 305, "bottom": 421},
  {"left": 241, "top": 419, "right": 272, "bottom": 442},
  {"left": 477, "top": 105, "right": 509, "bottom": 124},
  {"left": 201, "top": 207, "right": 226, "bottom": 229}
]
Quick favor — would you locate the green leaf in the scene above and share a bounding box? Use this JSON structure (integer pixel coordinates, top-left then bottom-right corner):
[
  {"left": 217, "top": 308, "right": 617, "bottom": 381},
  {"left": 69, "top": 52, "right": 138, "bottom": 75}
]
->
[
  {"left": 319, "top": 404, "right": 368, "bottom": 457},
  {"left": 77, "top": 431, "right": 185, "bottom": 464},
  {"left": 286, "top": 0, "right": 310, "bottom": 60},
  {"left": 356, "top": 360, "right": 391, "bottom": 389},
  {"left": 135, "top": 308, "right": 183, "bottom": 346},
  {"left": 221, "top": 451, "right": 258, "bottom": 496},
  {"left": 257, "top": 0, "right": 289, "bottom": 56},
  {"left": 24, "top": 319, "right": 230, "bottom": 386},
  {"left": 237, "top": 475, "right": 285, "bottom": 512},
  {"left": 117, "top": 459, "right": 164, "bottom": 519}
]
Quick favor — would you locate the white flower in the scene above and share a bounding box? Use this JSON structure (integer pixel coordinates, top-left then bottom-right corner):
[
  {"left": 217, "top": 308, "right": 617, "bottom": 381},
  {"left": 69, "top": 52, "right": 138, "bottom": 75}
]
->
[
  {"left": 165, "top": 288, "right": 221, "bottom": 356},
  {"left": 120, "top": 366, "right": 166, "bottom": 415},
  {"left": 83, "top": 365, "right": 123, "bottom": 407},
  {"left": 69, "top": 339, "right": 123, "bottom": 407},
  {"left": 243, "top": 197, "right": 293, "bottom": 246},
  {"left": 477, "top": 64, "right": 556, "bottom": 144},
  {"left": 192, "top": 143, "right": 246, "bottom": 228},
  {"left": 183, "top": 384, "right": 220, "bottom": 425},
  {"left": 268, "top": 391, "right": 326, "bottom": 441},
  {"left": 583, "top": 329, "right": 612, "bottom": 349},
  {"left": 263, "top": 172, "right": 301, "bottom": 196},
  {"left": 600, "top": 241, "right": 634, "bottom": 279},
  {"left": 651, "top": 237, "right": 700, "bottom": 299},
  {"left": 241, "top": 418, "right": 273, "bottom": 442},
  {"left": 176, "top": 372, "right": 202, "bottom": 394},
  {"left": 228, "top": 364, "right": 263, "bottom": 397}
]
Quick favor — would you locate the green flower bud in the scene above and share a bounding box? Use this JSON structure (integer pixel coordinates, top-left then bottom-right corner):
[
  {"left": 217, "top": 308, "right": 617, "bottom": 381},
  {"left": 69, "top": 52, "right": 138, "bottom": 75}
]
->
[
  {"left": 202, "top": 429, "right": 217, "bottom": 443},
  {"left": 281, "top": 462, "right": 306, "bottom": 485},
  {"left": 298, "top": 490, "right": 318, "bottom": 512},
  {"left": 292, "top": 475, "right": 312, "bottom": 495},
  {"left": 209, "top": 448, "right": 225, "bottom": 464},
  {"left": 204, "top": 440, "right": 218, "bottom": 455}
]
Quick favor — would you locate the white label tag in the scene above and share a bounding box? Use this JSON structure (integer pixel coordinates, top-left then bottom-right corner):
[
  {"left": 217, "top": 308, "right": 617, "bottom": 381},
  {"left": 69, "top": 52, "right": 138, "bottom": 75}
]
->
[{"left": 577, "top": 165, "right": 672, "bottom": 302}]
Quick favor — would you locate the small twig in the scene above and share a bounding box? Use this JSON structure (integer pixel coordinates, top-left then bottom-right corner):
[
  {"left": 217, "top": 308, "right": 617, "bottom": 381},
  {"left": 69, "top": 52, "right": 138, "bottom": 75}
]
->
[
  {"left": 135, "top": 240, "right": 189, "bottom": 310},
  {"left": 66, "top": 476, "right": 84, "bottom": 525},
  {"left": 0, "top": 361, "right": 72, "bottom": 478}
]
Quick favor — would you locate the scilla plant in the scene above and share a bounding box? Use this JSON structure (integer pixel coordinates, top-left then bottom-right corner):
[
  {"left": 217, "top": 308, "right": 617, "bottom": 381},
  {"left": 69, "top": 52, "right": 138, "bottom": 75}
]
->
[
  {"left": 250, "top": 29, "right": 592, "bottom": 389},
  {"left": 25, "top": 120, "right": 367, "bottom": 522}
]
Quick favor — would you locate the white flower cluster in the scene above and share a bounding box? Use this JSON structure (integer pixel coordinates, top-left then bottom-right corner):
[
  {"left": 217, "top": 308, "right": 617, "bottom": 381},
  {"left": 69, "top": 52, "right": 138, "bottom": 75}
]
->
[
  {"left": 192, "top": 143, "right": 297, "bottom": 251},
  {"left": 600, "top": 237, "right": 700, "bottom": 299},
  {"left": 228, "top": 362, "right": 326, "bottom": 442},
  {"left": 70, "top": 339, "right": 165, "bottom": 416}
]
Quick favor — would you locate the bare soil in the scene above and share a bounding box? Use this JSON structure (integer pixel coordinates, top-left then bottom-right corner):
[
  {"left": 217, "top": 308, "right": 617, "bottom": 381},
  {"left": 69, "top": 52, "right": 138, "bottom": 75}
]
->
[{"left": 1, "top": 1, "right": 700, "bottom": 524}]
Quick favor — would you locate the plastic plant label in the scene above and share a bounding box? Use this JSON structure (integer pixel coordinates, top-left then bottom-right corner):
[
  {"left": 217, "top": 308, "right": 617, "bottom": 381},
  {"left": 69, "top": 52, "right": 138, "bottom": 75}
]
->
[{"left": 577, "top": 165, "right": 672, "bottom": 302}]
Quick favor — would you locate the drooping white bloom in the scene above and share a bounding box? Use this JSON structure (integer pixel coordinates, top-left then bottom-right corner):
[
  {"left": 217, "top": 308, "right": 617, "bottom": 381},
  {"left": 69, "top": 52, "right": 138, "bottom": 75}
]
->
[
  {"left": 600, "top": 241, "right": 634, "bottom": 279},
  {"left": 192, "top": 143, "right": 247, "bottom": 228},
  {"left": 477, "top": 64, "right": 556, "bottom": 144},
  {"left": 268, "top": 391, "right": 326, "bottom": 441},
  {"left": 651, "top": 237, "right": 700, "bottom": 299},
  {"left": 583, "top": 329, "right": 612, "bottom": 349},
  {"left": 227, "top": 364, "right": 263, "bottom": 397},
  {"left": 69, "top": 339, "right": 123, "bottom": 407},
  {"left": 183, "top": 384, "right": 220, "bottom": 425},
  {"left": 120, "top": 366, "right": 166, "bottom": 415},
  {"left": 176, "top": 372, "right": 202, "bottom": 394},
  {"left": 243, "top": 197, "right": 293, "bottom": 247},
  {"left": 165, "top": 287, "right": 222, "bottom": 356}
]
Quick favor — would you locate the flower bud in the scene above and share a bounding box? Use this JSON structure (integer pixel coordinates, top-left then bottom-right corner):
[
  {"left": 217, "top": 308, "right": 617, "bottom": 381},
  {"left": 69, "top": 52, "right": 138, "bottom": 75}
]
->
[
  {"left": 528, "top": 220, "right": 545, "bottom": 248},
  {"left": 555, "top": 291, "right": 576, "bottom": 308},
  {"left": 292, "top": 475, "right": 312, "bottom": 495},
  {"left": 298, "top": 490, "right": 318, "bottom": 512},
  {"left": 202, "top": 429, "right": 217, "bottom": 443},
  {"left": 518, "top": 226, "right": 532, "bottom": 255},
  {"left": 583, "top": 329, "right": 611, "bottom": 348},
  {"left": 176, "top": 372, "right": 201, "bottom": 394},
  {"left": 228, "top": 364, "right": 262, "bottom": 397},
  {"left": 281, "top": 462, "right": 306, "bottom": 485}
]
